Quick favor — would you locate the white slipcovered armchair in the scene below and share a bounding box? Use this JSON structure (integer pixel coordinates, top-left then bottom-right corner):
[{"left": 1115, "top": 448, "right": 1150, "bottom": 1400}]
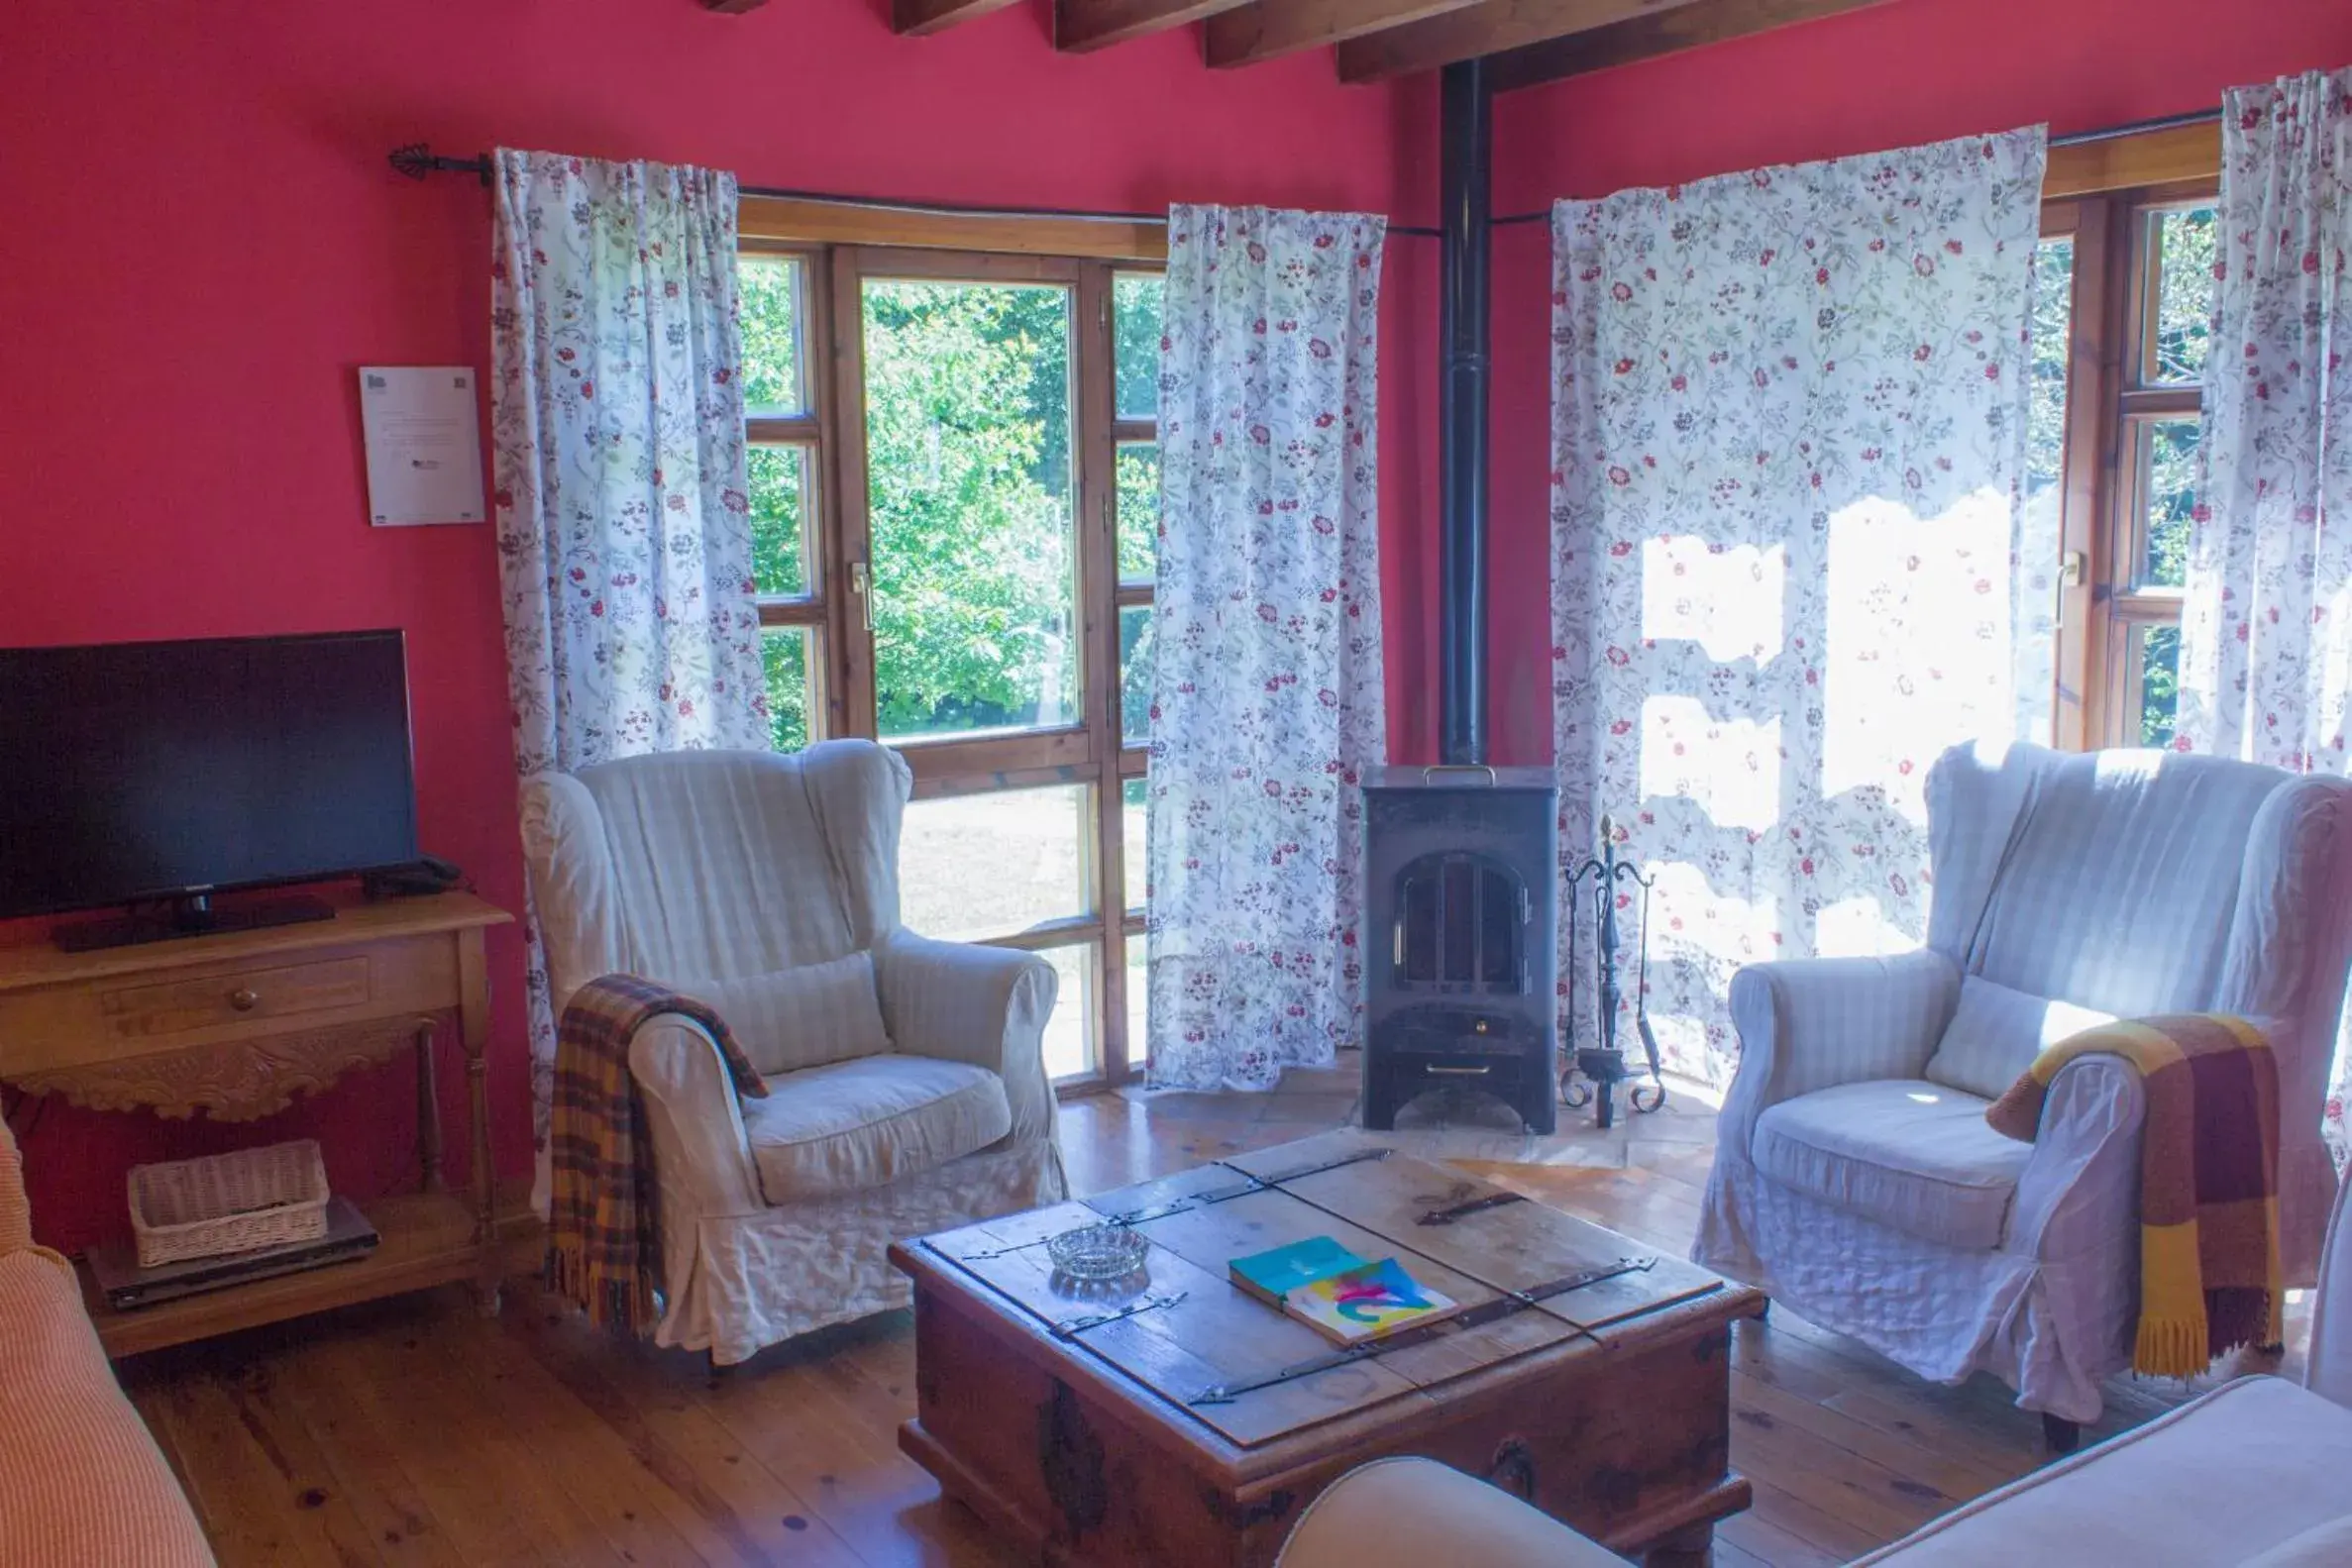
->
[
  {"left": 1279, "top": 1175, "right": 2352, "bottom": 1566},
  {"left": 519, "top": 743, "right": 1067, "bottom": 1365},
  {"left": 1695, "top": 742, "right": 2352, "bottom": 1429}
]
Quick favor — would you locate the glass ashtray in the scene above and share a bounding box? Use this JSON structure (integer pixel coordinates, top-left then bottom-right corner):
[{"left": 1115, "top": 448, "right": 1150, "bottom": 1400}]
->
[{"left": 1045, "top": 1221, "right": 1148, "bottom": 1282}]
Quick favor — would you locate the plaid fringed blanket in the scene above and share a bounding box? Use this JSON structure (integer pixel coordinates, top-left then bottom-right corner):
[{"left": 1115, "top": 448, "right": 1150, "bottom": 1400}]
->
[
  {"left": 546, "top": 975, "right": 768, "bottom": 1336},
  {"left": 1985, "top": 1013, "right": 2284, "bottom": 1378}
]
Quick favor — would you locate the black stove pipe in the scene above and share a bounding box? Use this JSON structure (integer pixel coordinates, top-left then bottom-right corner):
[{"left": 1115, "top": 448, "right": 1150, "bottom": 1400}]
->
[{"left": 1437, "top": 58, "right": 1492, "bottom": 768}]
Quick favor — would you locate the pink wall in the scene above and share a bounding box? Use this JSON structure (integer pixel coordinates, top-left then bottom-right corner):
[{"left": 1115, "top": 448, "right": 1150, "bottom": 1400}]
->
[
  {"left": 1482, "top": 0, "right": 2352, "bottom": 764},
  {"left": 0, "top": 0, "right": 1435, "bottom": 1249}
]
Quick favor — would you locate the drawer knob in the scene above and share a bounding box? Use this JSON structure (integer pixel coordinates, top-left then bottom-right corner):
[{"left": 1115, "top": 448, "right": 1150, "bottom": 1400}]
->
[{"left": 229, "top": 988, "right": 261, "bottom": 1011}]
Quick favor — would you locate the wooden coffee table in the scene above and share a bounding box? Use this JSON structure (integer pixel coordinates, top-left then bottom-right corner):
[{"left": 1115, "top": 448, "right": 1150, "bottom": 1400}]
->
[{"left": 889, "top": 1130, "right": 1764, "bottom": 1567}]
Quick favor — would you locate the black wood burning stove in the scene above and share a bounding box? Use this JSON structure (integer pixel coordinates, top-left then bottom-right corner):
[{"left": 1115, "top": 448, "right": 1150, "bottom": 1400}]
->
[
  {"left": 1359, "top": 766, "right": 1558, "bottom": 1134},
  {"left": 1349, "top": 65, "right": 1565, "bottom": 1136}
]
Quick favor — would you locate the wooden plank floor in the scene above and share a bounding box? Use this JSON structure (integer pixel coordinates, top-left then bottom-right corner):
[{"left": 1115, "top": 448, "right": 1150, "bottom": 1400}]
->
[{"left": 115, "top": 1057, "right": 2305, "bottom": 1567}]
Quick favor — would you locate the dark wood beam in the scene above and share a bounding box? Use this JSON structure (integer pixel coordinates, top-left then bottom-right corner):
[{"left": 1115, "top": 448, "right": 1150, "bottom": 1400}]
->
[
  {"left": 1484, "top": 0, "right": 1894, "bottom": 91},
  {"left": 1337, "top": 0, "right": 1703, "bottom": 84},
  {"left": 893, "top": 0, "right": 1022, "bottom": 36},
  {"left": 1205, "top": 0, "right": 1486, "bottom": 67},
  {"left": 1057, "top": 0, "right": 1251, "bottom": 52}
]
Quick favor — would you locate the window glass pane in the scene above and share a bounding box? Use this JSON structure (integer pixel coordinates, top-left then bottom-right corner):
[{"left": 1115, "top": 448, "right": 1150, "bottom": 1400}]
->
[
  {"left": 740, "top": 255, "right": 805, "bottom": 417},
  {"left": 1125, "top": 935, "right": 1146, "bottom": 1068},
  {"left": 747, "top": 445, "right": 809, "bottom": 597},
  {"left": 1114, "top": 272, "right": 1163, "bottom": 421},
  {"left": 1119, "top": 604, "right": 1153, "bottom": 746},
  {"left": 2140, "top": 623, "right": 2181, "bottom": 748},
  {"left": 899, "top": 784, "right": 1093, "bottom": 942},
  {"left": 1039, "top": 942, "right": 1097, "bottom": 1081},
  {"left": 2027, "top": 238, "right": 2074, "bottom": 511},
  {"left": 863, "top": 279, "right": 1077, "bottom": 741},
  {"left": 761, "top": 626, "right": 815, "bottom": 754},
  {"left": 2137, "top": 417, "right": 2200, "bottom": 589},
  {"left": 1122, "top": 776, "right": 1146, "bottom": 914},
  {"left": 2147, "top": 206, "right": 2217, "bottom": 385},
  {"left": 1117, "top": 441, "right": 1159, "bottom": 583}
]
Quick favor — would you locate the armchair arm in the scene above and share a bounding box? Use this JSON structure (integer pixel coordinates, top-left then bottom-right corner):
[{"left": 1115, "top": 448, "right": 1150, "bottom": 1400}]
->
[
  {"left": 1277, "top": 1457, "right": 1624, "bottom": 1568},
  {"left": 0, "top": 1120, "right": 64, "bottom": 1275},
  {"left": 2007, "top": 1054, "right": 2145, "bottom": 1263},
  {"left": 2309, "top": 1169, "right": 2352, "bottom": 1406},
  {"left": 0, "top": 1120, "right": 31, "bottom": 1257},
  {"left": 873, "top": 927, "right": 1059, "bottom": 1147},
  {"left": 1719, "top": 949, "right": 1962, "bottom": 1159},
  {"left": 627, "top": 1017, "right": 768, "bottom": 1220}
]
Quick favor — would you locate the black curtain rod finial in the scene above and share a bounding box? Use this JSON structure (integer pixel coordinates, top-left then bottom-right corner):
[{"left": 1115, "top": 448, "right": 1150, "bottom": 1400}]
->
[{"left": 390, "top": 143, "right": 492, "bottom": 186}]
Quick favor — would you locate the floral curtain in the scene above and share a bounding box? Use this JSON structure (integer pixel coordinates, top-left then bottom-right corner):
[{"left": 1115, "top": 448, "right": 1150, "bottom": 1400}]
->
[
  {"left": 1550, "top": 129, "right": 2050, "bottom": 1089},
  {"left": 2177, "top": 69, "right": 2352, "bottom": 1158},
  {"left": 489, "top": 150, "right": 769, "bottom": 1185},
  {"left": 1145, "top": 205, "right": 1386, "bottom": 1091}
]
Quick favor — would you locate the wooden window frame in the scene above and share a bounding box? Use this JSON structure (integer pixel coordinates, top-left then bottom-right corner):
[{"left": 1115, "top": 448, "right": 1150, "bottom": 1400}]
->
[
  {"left": 1109, "top": 268, "right": 1160, "bottom": 1083},
  {"left": 738, "top": 210, "right": 1164, "bottom": 1091},
  {"left": 741, "top": 242, "right": 845, "bottom": 744},
  {"left": 2040, "top": 123, "right": 2219, "bottom": 752}
]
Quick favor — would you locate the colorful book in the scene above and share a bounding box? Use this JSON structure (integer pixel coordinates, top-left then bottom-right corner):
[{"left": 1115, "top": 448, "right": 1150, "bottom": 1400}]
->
[
  {"left": 1282, "top": 1256, "right": 1460, "bottom": 1345},
  {"left": 1229, "top": 1236, "right": 1366, "bottom": 1307}
]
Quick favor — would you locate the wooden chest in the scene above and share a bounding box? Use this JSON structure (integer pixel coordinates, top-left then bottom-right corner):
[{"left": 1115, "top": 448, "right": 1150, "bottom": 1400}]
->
[{"left": 889, "top": 1130, "right": 1764, "bottom": 1567}]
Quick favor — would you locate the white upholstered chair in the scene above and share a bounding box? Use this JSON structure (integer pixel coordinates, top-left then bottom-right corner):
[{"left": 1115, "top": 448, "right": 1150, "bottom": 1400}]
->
[
  {"left": 1695, "top": 741, "right": 2352, "bottom": 1432},
  {"left": 1278, "top": 1175, "right": 2352, "bottom": 1566},
  {"left": 519, "top": 742, "right": 1067, "bottom": 1364}
]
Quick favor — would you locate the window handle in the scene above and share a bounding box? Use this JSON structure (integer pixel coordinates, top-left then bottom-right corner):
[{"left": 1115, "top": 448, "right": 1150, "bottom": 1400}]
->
[
  {"left": 2058, "top": 551, "right": 2085, "bottom": 629},
  {"left": 850, "top": 561, "right": 872, "bottom": 632}
]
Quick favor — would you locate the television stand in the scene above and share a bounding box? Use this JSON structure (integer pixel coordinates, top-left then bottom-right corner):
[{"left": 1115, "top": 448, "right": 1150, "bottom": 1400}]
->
[
  {"left": 0, "top": 891, "right": 516, "bottom": 1356},
  {"left": 53, "top": 892, "right": 336, "bottom": 954}
]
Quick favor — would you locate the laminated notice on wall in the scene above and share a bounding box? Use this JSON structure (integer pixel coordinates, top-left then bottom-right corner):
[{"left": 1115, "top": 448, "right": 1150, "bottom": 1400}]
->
[{"left": 359, "top": 366, "right": 485, "bottom": 526}]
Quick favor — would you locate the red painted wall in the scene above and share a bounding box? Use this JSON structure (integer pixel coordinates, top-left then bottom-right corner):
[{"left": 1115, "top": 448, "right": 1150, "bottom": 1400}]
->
[
  {"left": 1483, "top": 0, "right": 2352, "bottom": 765},
  {"left": 0, "top": 0, "right": 1436, "bottom": 1249}
]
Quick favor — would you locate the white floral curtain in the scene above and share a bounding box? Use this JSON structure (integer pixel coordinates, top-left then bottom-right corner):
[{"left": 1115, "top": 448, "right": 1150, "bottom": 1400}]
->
[
  {"left": 489, "top": 150, "right": 770, "bottom": 1185},
  {"left": 2178, "top": 69, "right": 2352, "bottom": 1158},
  {"left": 1145, "top": 205, "right": 1386, "bottom": 1091},
  {"left": 1550, "top": 129, "right": 2050, "bottom": 1088}
]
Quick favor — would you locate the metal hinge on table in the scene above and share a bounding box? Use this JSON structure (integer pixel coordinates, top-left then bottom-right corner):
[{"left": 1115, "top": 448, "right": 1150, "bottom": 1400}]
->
[
  {"left": 937, "top": 1233, "right": 1083, "bottom": 1264},
  {"left": 1190, "top": 1256, "right": 1657, "bottom": 1406},
  {"left": 1415, "top": 1190, "right": 1529, "bottom": 1226},
  {"left": 1052, "top": 1291, "right": 1188, "bottom": 1339},
  {"left": 1097, "top": 1147, "right": 1393, "bottom": 1226},
  {"left": 934, "top": 1147, "right": 1393, "bottom": 1261}
]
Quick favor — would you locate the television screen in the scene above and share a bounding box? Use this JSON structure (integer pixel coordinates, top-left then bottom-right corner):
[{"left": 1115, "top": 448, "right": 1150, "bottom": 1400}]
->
[{"left": 0, "top": 631, "right": 420, "bottom": 919}]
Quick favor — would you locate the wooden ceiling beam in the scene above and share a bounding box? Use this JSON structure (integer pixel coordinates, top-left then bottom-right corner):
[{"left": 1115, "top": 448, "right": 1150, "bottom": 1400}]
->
[
  {"left": 893, "top": 0, "right": 1022, "bottom": 37},
  {"left": 1337, "top": 0, "right": 1704, "bottom": 84},
  {"left": 1205, "top": 0, "right": 1488, "bottom": 68},
  {"left": 1057, "top": 0, "right": 1253, "bottom": 52},
  {"left": 1483, "top": 0, "right": 1893, "bottom": 91}
]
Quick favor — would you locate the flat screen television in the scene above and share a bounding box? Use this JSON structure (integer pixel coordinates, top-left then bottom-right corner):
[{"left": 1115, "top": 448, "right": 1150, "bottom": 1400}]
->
[{"left": 0, "top": 630, "right": 420, "bottom": 947}]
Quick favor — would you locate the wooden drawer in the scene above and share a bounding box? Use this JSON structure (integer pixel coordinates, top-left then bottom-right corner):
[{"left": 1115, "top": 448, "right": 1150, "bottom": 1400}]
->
[
  {"left": 96, "top": 956, "right": 374, "bottom": 1040},
  {"left": 0, "top": 912, "right": 481, "bottom": 1079}
]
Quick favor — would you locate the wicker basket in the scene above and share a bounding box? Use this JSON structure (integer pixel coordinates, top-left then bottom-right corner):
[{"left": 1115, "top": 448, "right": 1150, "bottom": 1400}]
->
[{"left": 128, "top": 1139, "right": 332, "bottom": 1269}]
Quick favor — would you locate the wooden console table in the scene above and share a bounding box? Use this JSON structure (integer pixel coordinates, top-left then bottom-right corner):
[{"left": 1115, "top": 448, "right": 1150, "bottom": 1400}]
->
[{"left": 0, "top": 891, "right": 512, "bottom": 1356}]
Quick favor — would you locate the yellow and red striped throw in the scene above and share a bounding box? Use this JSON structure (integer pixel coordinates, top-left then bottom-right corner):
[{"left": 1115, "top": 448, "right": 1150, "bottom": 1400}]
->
[
  {"left": 546, "top": 975, "right": 768, "bottom": 1336},
  {"left": 1985, "top": 1013, "right": 2283, "bottom": 1378}
]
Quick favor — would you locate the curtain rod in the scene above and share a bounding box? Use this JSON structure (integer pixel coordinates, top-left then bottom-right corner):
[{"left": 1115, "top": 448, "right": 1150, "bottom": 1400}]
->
[
  {"left": 387, "top": 145, "right": 1446, "bottom": 239},
  {"left": 1486, "top": 106, "right": 2227, "bottom": 227},
  {"left": 392, "top": 105, "right": 2218, "bottom": 239}
]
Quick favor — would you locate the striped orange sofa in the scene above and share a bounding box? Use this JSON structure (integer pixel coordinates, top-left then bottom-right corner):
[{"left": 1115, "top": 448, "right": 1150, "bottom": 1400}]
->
[{"left": 0, "top": 1120, "right": 213, "bottom": 1567}]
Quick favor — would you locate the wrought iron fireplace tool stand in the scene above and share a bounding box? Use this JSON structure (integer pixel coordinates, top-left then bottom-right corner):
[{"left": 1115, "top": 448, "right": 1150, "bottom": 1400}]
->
[{"left": 1560, "top": 814, "right": 1665, "bottom": 1128}]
